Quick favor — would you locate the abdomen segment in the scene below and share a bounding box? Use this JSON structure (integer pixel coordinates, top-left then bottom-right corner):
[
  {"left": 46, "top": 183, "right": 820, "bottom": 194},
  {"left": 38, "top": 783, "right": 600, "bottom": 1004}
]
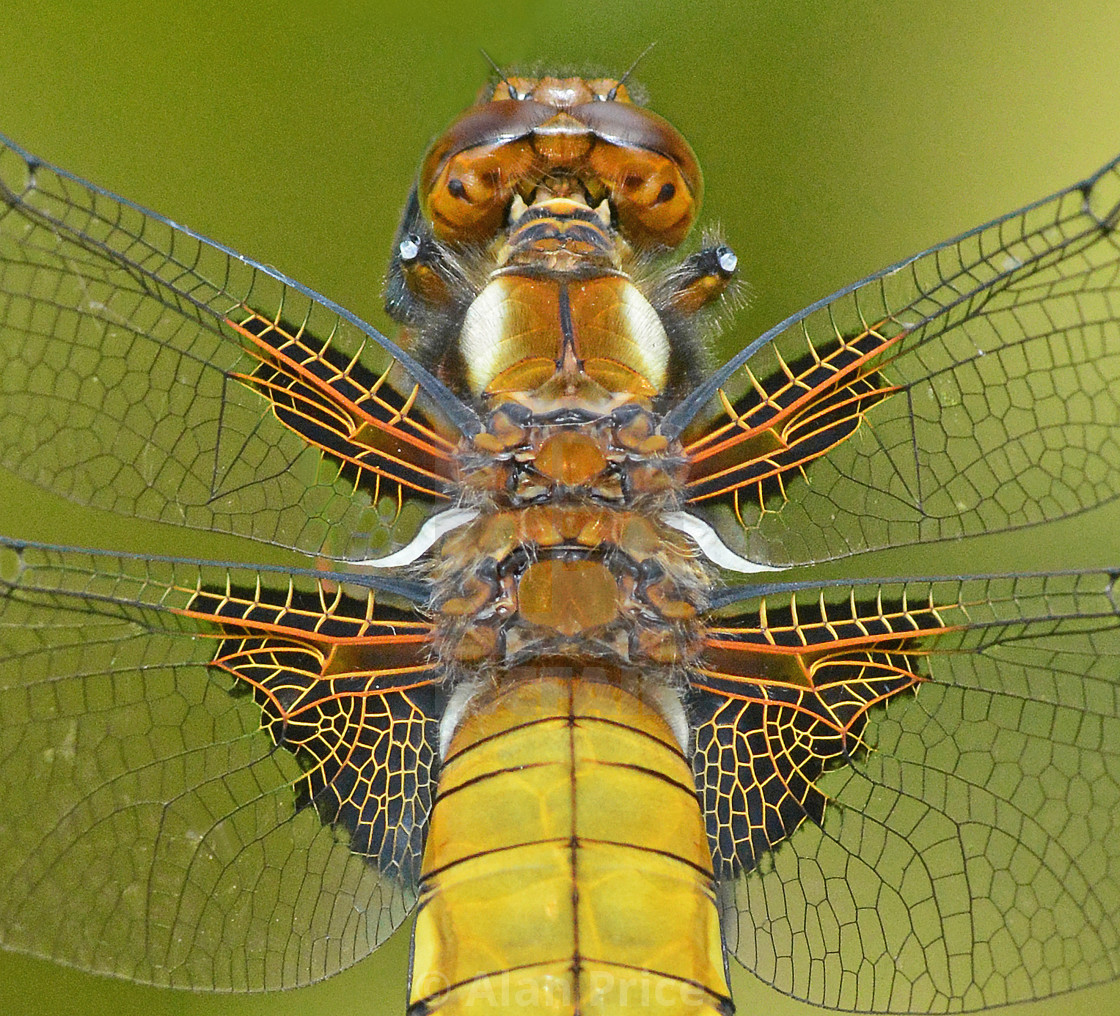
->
[{"left": 409, "top": 671, "right": 732, "bottom": 1015}]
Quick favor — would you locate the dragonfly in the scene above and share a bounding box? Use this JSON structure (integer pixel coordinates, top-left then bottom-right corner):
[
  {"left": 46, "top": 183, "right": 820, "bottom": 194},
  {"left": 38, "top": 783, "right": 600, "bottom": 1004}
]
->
[{"left": 0, "top": 71, "right": 1119, "bottom": 1016}]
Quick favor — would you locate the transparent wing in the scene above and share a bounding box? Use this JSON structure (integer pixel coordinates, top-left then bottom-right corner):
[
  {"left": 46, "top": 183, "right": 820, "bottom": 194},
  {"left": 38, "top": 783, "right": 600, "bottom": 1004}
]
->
[
  {"left": 670, "top": 153, "right": 1120, "bottom": 566},
  {"left": 0, "top": 537, "right": 441, "bottom": 989},
  {"left": 0, "top": 134, "right": 476, "bottom": 559},
  {"left": 693, "top": 570, "right": 1120, "bottom": 1011}
]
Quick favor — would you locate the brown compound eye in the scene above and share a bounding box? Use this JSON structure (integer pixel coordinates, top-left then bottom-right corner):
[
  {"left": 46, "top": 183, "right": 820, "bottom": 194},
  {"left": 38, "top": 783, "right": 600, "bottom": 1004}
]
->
[
  {"left": 577, "top": 102, "right": 702, "bottom": 248},
  {"left": 424, "top": 137, "right": 538, "bottom": 242},
  {"left": 598, "top": 149, "right": 697, "bottom": 247},
  {"left": 417, "top": 81, "right": 702, "bottom": 248},
  {"left": 419, "top": 99, "right": 553, "bottom": 242}
]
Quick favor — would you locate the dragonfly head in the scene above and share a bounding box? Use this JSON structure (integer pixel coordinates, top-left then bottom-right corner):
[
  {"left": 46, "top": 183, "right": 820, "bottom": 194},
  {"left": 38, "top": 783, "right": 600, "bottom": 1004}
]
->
[{"left": 418, "top": 74, "right": 703, "bottom": 250}]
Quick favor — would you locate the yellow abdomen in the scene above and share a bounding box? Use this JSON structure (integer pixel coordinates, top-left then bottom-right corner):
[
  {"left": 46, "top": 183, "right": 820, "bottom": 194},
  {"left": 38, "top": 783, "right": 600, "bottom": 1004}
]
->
[{"left": 409, "top": 673, "right": 732, "bottom": 1015}]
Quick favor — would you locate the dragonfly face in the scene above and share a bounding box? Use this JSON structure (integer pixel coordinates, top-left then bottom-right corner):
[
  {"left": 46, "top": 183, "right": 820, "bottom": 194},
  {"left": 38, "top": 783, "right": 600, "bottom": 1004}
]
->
[{"left": 1, "top": 72, "right": 1119, "bottom": 1015}]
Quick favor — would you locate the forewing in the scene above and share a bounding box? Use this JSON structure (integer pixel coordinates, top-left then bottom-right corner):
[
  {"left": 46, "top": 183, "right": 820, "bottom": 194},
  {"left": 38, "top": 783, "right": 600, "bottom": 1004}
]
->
[
  {"left": 670, "top": 153, "right": 1120, "bottom": 566},
  {"left": 0, "top": 538, "right": 441, "bottom": 989},
  {"left": 693, "top": 571, "right": 1120, "bottom": 1011},
  {"left": 0, "top": 134, "right": 474, "bottom": 559}
]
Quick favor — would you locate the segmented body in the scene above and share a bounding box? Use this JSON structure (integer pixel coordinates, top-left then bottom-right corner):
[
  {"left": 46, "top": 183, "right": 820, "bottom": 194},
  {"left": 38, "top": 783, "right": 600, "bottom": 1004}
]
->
[
  {"left": 413, "top": 677, "right": 728, "bottom": 1015},
  {"left": 398, "top": 76, "right": 734, "bottom": 1014}
]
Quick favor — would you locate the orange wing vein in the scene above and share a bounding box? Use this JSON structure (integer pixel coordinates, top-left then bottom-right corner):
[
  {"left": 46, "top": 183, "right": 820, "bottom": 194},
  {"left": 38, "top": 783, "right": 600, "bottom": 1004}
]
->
[
  {"left": 684, "top": 323, "right": 904, "bottom": 512},
  {"left": 177, "top": 575, "right": 442, "bottom": 879},
  {"left": 228, "top": 308, "right": 458, "bottom": 500},
  {"left": 692, "top": 587, "right": 958, "bottom": 876}
]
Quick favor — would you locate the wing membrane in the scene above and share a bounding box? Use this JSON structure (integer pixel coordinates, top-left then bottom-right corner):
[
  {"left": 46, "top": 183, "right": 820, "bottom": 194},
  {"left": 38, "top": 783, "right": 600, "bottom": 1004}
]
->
[
  {"left": 0, "top": 134, "right": 473, "bottom": 558},
  {"left": 673, "top": 153, "right": 1120, "bottom": 566},
  {"left": 694, "top": 571, "right": 1120, "bottom": 1011},
  {"left": 0, "top": 538, "right": 441, "bottom": 990}
]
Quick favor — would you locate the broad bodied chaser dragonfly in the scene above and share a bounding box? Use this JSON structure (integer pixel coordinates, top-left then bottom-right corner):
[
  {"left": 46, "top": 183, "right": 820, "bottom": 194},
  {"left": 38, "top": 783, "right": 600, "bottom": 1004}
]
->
[{"left": 1, "top": 74, "right": 1119, "bottom": 1016}]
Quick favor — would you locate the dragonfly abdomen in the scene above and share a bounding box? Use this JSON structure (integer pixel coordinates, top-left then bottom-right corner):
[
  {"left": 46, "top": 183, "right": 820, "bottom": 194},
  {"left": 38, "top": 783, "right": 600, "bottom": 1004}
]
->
[{"left": 408, "top": 673, "right": 732, "bottom": 1015}]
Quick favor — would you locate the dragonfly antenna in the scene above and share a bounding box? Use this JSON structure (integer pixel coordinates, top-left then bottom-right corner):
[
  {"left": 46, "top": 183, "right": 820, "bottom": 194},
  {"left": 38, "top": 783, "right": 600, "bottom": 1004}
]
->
[
  {"left": 608, "top": 41, "right": 657, "bottom": 100},
  {"left": 480, "top": 49, "right": 519, "bottom": 98}
]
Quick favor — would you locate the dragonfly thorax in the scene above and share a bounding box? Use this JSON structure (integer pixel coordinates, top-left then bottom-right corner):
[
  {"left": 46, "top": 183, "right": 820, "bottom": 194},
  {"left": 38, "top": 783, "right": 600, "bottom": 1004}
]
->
[{"left": 433, "top": 405, "right": 710, "bottom": 675}]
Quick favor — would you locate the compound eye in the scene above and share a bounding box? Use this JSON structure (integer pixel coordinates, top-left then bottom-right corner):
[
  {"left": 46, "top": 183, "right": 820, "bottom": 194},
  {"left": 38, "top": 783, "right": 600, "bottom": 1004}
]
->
[
  {"left": 417, "top": 97, "right": 554, "bottom": 241},
  {"left": 423, "top": 139, "right": 536, "bottom": 241},
  {"left": 577, "top": 103, "right": 703, "bottom": 248},
  {"left": 595, "top": 151, "right": 697, "bottom": 248}
]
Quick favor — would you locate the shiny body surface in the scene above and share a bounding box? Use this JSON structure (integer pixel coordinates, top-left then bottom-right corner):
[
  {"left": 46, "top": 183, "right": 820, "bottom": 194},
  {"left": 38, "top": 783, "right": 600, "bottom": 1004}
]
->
[
  {"left": 398, "top": 78, "right": 732, "bottom": 1009},
  {"left": 412, "top": 676, "right": 728, "bottom": 1015}
]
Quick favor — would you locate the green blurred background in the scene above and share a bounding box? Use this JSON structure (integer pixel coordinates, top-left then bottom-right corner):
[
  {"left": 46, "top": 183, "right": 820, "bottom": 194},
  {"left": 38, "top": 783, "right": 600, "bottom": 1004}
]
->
[{"left": 1, "top": 1, "right": 1119, "bottom": 1013}]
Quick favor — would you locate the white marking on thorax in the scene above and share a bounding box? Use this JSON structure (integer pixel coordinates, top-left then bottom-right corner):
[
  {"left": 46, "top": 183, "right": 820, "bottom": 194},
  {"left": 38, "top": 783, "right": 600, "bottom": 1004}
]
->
[
  {"left": 662, "top": 510, "right": 787, "bottom": 573},
  {"left": 350, "top": 506, "right": 479, "bottom": 568}
]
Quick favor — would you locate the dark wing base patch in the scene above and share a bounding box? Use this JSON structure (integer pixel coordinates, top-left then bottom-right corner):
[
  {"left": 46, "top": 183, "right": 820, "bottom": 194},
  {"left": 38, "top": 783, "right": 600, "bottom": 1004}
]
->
[
  {"left": 185, "top": 581, "right": 443, "bottom": 884},
  {"left": 691, "top": 591, "right": 945, "bottom": 878}
]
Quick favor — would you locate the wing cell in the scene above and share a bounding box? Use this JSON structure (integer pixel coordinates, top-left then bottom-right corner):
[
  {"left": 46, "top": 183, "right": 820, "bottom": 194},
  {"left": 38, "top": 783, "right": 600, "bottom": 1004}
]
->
[{"left": 0, "top": 135, "right": 469, "bottom": 559}]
